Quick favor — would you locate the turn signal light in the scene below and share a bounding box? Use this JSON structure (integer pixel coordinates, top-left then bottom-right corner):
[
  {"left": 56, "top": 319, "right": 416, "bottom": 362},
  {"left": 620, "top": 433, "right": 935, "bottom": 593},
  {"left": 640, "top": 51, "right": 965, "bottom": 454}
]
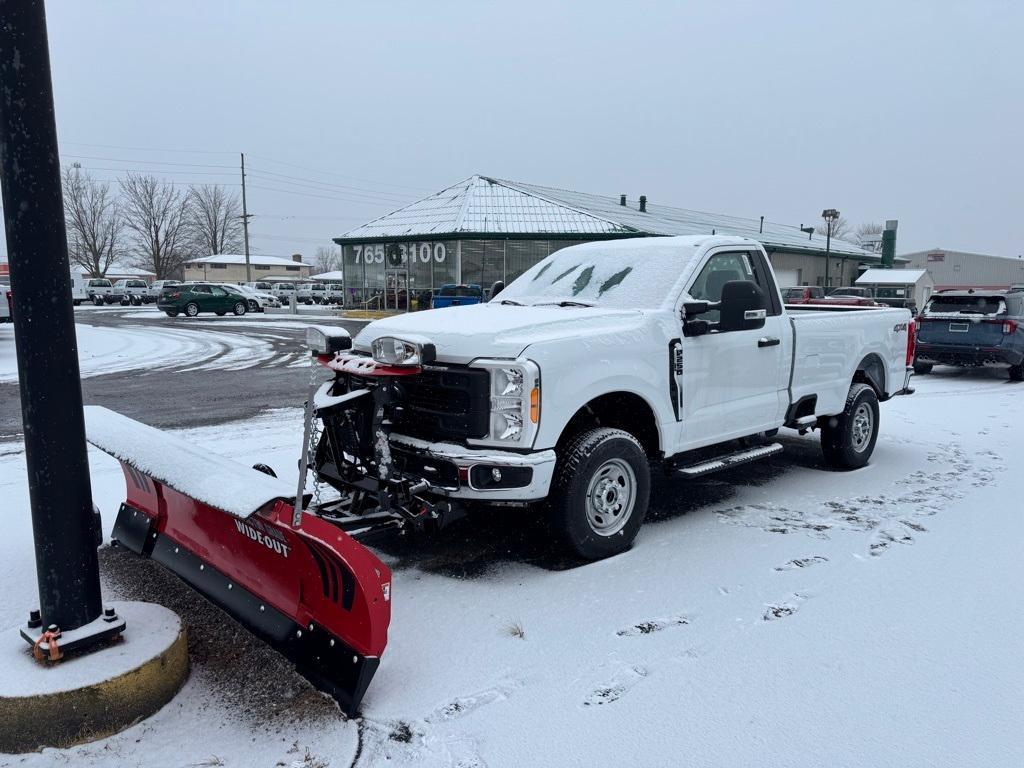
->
[
  {"left": 530, "top": 387, "right": 540, "bottom": 423},
  {"left": 1003, "top": 320, "right": 1018, "bottom": 335}
]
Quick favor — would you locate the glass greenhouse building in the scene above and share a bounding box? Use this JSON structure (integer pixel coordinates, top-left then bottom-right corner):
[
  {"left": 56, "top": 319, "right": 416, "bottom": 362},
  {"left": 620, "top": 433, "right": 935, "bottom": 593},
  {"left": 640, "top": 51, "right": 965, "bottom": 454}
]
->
[{"left": 333, "top": 175, "right": 890, "bottom": 310}]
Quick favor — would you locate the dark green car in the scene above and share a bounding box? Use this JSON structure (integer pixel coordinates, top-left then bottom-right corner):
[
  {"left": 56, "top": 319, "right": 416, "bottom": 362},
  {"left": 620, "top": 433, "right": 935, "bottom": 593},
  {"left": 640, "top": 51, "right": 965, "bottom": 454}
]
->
[{"left": 157, "top": 283, "right": 248, "bottom": 318}]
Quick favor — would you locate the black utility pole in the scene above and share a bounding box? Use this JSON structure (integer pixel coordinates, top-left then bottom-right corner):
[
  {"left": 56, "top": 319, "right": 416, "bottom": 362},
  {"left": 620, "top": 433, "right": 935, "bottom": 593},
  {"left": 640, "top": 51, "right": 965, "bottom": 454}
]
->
[
  {"left": 0, "top": 0, "right": 104, "bottom": 634},
  {"left": 240, "top": 153, "right": 252, "bottom": 282}
]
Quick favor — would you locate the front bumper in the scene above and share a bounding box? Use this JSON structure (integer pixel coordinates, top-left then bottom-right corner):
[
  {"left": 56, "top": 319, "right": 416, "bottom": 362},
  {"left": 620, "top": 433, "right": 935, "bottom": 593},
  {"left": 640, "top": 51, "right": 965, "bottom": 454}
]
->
[
  {"left": 917, "top": 342, "right": 1023, "bottom": 367},
  {"left": 389, "top": 434, "right": 556, "bottom": 501}
]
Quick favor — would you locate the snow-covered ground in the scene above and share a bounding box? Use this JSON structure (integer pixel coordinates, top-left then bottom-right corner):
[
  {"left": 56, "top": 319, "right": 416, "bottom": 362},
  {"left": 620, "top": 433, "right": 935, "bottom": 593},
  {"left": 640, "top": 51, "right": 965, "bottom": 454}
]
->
[
  {"left": 0, "top": 320, "right": 304, "bottom": 384},
  {"left": 1, "top": 370, "right": 1021, "bottom": 766}
]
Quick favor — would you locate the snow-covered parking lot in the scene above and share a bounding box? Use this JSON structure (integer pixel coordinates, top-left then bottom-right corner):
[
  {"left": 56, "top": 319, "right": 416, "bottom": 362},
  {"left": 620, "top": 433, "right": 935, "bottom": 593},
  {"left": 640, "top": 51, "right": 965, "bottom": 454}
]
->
[{"left": 1, "top": 369, "right": 1022, "bottom": 767}]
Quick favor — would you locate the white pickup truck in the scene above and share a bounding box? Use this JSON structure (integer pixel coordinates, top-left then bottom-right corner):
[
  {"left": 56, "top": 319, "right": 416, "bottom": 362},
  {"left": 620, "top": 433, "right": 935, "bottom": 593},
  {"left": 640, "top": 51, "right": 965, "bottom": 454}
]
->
[{"left": 312, "top": 235, "right": 915, "bottom": 559}]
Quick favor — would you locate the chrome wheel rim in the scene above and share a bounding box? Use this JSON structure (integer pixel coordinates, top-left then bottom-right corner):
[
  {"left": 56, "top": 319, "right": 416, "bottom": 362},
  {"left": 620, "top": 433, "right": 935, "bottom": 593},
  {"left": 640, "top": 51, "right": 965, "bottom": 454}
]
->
[
  {"left": 584, "top": 458, "right": 636, "bottom": 536},
  {"left": 851, "top": 402, "right": 873, "bottom": 452},
  {"left": 186, "top": 304, "right": 198, "bottom": 316}
]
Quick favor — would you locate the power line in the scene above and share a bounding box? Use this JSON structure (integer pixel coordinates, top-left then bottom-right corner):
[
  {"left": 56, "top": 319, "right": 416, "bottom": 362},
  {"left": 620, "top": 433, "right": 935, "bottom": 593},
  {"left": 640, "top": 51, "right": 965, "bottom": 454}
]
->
[
  {"left": 246, "top": 153, "right": 432, "bottom": 193},
  {"left": 60, "top": 140, "right": 235, "bottom": 155},
  {"left": 246, "top": 167, "right": 413, "bottom": 201},
  {"left": 246, "top": 171, "right": 412, "bottom": 204},
  {"left": 61, "top": 153, "right": 236, "bottom": 169},
  {"left": 248, "top": 183, "right": 409, "bottom": 206}
]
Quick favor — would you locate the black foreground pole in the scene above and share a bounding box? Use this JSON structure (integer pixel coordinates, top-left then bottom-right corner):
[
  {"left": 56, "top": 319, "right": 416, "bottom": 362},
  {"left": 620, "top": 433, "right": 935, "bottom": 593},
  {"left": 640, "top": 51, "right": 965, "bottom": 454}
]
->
[{"left": 0, "top": 0, "right": 106, "bottom": 639}]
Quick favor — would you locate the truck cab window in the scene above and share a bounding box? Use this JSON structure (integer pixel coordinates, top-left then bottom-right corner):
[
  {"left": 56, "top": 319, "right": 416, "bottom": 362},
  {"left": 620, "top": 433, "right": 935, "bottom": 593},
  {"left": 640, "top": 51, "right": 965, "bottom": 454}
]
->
[{"left": 688, "top": 252, "right": 757, "bottom": 322}]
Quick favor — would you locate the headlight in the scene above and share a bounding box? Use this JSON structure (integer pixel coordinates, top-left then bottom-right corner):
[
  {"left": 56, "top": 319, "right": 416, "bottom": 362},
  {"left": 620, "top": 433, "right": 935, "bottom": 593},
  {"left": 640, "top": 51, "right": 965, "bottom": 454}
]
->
[
  {"left": 306, "top": 326, "right": 352, "bottom": 355},
  {"left": 370, "top": 335, "right": 436, "bottom": 367},
  {"left": 469, "top": 360, "right": 541, "bottom": 447}
]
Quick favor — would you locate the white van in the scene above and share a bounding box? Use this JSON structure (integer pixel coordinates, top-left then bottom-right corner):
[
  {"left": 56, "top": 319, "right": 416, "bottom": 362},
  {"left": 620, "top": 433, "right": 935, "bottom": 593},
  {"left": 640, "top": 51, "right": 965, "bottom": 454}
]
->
[{"left": 70, "top": 269, "right": 89, "bottom": 306}]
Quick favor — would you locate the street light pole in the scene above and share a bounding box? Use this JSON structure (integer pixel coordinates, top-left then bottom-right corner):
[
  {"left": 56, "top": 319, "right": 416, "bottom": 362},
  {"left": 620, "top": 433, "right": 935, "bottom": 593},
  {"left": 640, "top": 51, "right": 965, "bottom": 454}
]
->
[
  {"left": 0, "top": 0, "right": 113, "bottom": 640},
  {"left": 822, "top": 208, "right": 840, "bottom": 288}
]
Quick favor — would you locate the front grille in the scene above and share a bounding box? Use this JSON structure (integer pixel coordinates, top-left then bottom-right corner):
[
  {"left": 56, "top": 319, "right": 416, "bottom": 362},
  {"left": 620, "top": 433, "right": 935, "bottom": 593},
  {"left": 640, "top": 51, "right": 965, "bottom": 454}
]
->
[{"left": 392, "top": 367, "right": 490, "bottom": 441}]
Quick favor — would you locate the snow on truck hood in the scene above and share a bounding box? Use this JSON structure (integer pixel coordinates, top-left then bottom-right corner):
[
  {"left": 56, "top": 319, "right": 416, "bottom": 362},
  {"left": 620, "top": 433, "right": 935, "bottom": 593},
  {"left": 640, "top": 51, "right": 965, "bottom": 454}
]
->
[{"left": 353, "top": 304, "right": 647, "bottom": 363}]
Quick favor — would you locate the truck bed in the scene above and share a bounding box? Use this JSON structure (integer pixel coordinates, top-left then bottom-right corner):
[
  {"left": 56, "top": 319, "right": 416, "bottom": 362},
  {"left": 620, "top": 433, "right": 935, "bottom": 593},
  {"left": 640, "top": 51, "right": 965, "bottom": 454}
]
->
[{"left": 786, "top": 304, "right": 912, "bottom": 417}]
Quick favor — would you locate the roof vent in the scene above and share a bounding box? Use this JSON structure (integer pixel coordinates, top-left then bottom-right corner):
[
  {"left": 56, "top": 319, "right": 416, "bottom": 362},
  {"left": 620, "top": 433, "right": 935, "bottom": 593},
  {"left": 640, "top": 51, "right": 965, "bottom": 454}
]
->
[
  {"left": 620, "top": 194, "right": 627, "bottom": 207},
  {"left": 639, "top": 195, "right": 647, "bottom": 213}
]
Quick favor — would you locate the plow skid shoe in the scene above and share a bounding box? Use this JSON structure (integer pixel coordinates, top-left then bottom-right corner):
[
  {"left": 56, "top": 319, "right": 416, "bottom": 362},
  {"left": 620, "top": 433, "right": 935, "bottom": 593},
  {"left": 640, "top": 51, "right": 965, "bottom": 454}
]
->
[{"left": 86, "top": 407, "right": 392, "bottom": 717}]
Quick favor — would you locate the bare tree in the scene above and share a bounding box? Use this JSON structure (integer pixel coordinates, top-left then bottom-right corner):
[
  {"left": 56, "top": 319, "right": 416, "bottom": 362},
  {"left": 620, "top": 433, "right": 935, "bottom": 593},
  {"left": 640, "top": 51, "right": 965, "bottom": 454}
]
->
[
  {"left": 855, "top": 221, "right": 884, "bottom": 238},
  {"left": 62, "top": 166, "right": 123, "bottom": 277},
  {"left": 825, "top": 215, "right": 852, "bottom": 241},
  {"left": 120, "top": 174, "right": 194, "bottom": 279},
  {"left": 313, "top": 245, "right": 340, "bottom": 274},
  {"left": 188, "top": 184, "right": 243, "bottom": 255}
]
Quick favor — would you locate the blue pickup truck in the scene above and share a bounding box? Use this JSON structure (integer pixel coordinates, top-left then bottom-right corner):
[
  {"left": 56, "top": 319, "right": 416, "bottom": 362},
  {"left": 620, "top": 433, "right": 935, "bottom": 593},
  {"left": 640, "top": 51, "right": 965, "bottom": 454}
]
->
[
  {"left": 431, "top": 283, "right": 483, "bottom": 309},
  {"left": 914, "top": 288, "right": 1024, "bottom": 380}
]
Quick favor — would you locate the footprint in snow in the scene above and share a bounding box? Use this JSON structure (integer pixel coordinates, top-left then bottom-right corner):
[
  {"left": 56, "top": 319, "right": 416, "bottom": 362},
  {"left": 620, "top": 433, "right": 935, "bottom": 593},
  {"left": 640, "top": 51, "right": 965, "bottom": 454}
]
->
[
  {"left": 584, "top": 666, "right": 648, "bottom": 706},
  {"left": 425, "top": 686, "right": 511, "bottom": 723},
  {"left": 763, "top": 593, "right": 808, "bottom": 621},
  {"left": 775, "top": 555, "right": 828, "bottom": 571},
  {"left": 616, "top": 616, "right": 689, "bottom": 636}
]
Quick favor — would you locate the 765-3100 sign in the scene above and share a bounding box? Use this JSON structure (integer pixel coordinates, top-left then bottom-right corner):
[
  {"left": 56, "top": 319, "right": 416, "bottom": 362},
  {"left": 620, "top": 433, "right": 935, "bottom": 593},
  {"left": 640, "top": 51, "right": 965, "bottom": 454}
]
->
[{"left": 352, "top": 243, "right": 447, "bottom": 264}]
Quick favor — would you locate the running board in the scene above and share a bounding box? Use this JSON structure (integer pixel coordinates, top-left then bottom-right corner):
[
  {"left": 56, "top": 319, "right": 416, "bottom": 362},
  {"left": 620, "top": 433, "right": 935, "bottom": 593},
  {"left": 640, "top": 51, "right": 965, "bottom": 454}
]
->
[{"left": 675, "top": 442, "right": 783, "bottom": 478}]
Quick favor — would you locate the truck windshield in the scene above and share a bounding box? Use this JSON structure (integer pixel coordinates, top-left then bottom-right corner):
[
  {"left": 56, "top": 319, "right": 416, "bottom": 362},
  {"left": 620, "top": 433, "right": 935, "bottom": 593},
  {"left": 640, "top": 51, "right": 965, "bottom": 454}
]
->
[
  {"left": 924, "top": 296, "right": 1005, "bottom": 316},
  {"left": 496, "top": 240, "right": 701, "bottom": 309}
]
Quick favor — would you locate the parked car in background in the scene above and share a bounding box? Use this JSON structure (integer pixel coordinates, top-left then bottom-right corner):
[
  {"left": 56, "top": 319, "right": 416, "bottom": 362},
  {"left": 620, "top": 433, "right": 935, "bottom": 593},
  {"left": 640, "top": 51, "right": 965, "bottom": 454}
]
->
[
  {"left": 244, "top": 281, "right": 275, "bottom": 293},
  {"left": 324, "top": 284, "right": 345, "bottom": 305},
  {"left": 114, "top": 278, "right": 152, "bottom": 305},
  {"left": 157, "top": 283, "right": 249, "bottom": 318},
  {"left": 271, "top": 282, "right": 298, "bottom": 303},
  {"left": 149, "top": 280, "right": 182, "bottom": 301},
  {"left": 217, "top": 283, "right": 280, "bottom": 313},
  {"left": 295, "top": 283, "right": 315, "bottom": 304},
  {"left": 781, "top": 286, "right": 825, "bottom": 304},
  {"left": 85, "top": 278, "right": 124, "bottom": 305},
  {"left": 872, "top": 286, "right": 919, "bottom": 315},
  {"left": 1, "top": 284, "right": 11, "bottom": 323},
  {"left": 914, "top": 289, "right": 1024, "bottom": 380},
  {"left": 307, "top": 283, "right": 330, "bottom": 304},
  {"left": 431, "top": 283, "right": 483, "bottom": 309}
]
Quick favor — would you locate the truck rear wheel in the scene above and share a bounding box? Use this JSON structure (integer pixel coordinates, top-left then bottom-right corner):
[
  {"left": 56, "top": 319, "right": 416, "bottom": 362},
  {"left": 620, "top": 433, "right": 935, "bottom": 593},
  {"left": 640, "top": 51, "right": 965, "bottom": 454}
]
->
[
  {"left": 821, "top": 383, "right": 879, "bottom": 470},
  {"left": 549, "top": 428, "right": 650, "bottom": 560},
  {"left": 1009, "top": 363, "right": 1024, "bottom": 382},
  {"left": 912, "top": 357, "right": 932, "bottom": 375}
]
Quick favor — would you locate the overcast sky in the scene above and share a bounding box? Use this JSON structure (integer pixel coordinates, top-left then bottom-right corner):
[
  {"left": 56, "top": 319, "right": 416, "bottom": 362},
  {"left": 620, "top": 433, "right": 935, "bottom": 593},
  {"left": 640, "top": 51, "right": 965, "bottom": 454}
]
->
[{"left": 3, "top": 0, "right": 1023, "bottom": 261}]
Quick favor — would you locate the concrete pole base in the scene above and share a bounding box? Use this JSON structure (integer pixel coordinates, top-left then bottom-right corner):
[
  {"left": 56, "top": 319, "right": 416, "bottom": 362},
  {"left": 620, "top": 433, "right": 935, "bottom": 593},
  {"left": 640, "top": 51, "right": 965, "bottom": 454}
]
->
[{"left": 0, "top": 601, "right": 187, "bottom": 754}]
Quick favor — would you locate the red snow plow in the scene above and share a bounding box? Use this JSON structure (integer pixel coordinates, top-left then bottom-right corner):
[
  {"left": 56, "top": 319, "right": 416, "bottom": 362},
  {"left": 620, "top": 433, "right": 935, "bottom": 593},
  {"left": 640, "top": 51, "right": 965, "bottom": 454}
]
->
[{"left": 87, "top": 327, "right": 467, "bottom": 715}]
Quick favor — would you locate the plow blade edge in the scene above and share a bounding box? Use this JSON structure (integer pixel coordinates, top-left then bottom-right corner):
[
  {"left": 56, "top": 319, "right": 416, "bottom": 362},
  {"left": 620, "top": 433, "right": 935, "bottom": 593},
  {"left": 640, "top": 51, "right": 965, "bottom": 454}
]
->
[{"left": 86, "top": 406, "right": 392, "bottom": 717}]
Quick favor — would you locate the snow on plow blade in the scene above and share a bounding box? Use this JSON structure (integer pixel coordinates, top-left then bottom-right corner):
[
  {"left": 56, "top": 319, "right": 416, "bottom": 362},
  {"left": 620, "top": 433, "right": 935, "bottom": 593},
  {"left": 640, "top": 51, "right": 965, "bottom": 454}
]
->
[{"left": 84, "top": 406, "right": 392, "bottom": 716}]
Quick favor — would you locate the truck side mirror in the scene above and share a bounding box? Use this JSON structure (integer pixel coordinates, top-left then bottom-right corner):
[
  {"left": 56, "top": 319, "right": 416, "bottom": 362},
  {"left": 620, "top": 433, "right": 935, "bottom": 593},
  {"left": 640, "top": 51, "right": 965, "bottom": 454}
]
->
[
  {"left": 718, "top": 280, "right": 767, "bottom": 333},
  {"left": 489, "top": 280, "right": 505, "bottom": 299},
  {"left": 682, "top": 300, "right": 713, "bottom": 337}
]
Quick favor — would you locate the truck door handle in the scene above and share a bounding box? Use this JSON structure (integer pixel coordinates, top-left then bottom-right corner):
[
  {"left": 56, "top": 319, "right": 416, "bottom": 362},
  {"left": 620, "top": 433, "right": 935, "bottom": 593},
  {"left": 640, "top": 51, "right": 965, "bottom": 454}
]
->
[{"left": 758, "top": 337, "right": 780, "bottom": 348}]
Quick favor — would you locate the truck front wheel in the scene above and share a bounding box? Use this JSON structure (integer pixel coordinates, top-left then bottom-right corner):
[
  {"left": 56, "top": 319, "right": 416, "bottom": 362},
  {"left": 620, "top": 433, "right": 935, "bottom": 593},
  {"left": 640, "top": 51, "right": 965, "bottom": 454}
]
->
[
  {"left": 549, "top": 428, "right": 650, "bottom": 560},
  {"left": 821, "top": 383, "right": 879, "bottom": 470}
]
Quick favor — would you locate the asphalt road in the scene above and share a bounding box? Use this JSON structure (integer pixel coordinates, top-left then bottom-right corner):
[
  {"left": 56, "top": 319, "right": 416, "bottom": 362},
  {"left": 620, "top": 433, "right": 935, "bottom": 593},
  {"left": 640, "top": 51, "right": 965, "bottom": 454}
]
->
[{"left": 0, "top": 307, "right": 370, "bottom": 440}]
